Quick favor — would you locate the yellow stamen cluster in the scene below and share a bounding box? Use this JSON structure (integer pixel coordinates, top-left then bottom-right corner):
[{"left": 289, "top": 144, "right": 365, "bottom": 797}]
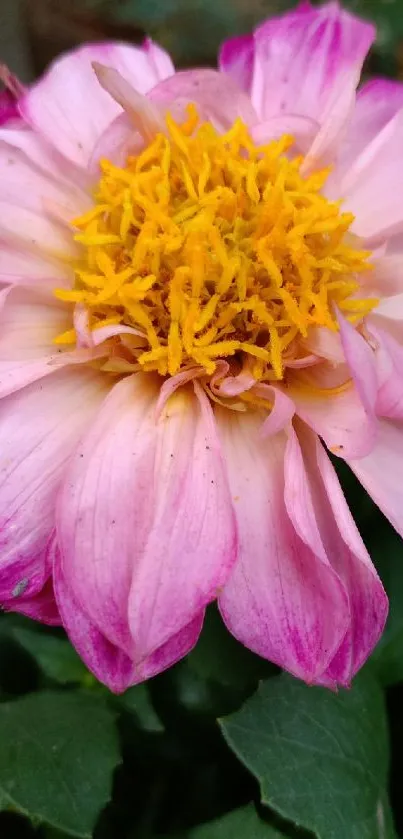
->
[{"left": 56, "top": 105, "right": 376, "bottom": 381}]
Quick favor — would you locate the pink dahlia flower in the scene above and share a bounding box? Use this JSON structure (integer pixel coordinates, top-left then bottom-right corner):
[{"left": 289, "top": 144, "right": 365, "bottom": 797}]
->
[{"left": 1, "top": 1, "right": 401, "bottom": 692}]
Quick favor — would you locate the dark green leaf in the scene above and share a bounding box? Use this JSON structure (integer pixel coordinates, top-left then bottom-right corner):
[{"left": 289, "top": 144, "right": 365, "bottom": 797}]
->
[
  {"left": 220, "top": 672, "right": 391, "bottom": 839},
  {"left": 12, "top": 628, "right": 90, "bottom": 686},
  {"left": 190, "top": 806, "right": 285, "bottom": 838},
  {"left": 0, "top": 690, "right": 120, "bottom": 837},
  {"left": 368, "top": 524, "right": 403, "bottom": 686},
  {"left": 189, "top": 606, "right": 275, "bottom": 691},
  {"left": 151, "top": 606, "right": 274, "bottom": 721},
  {"left": 116, "top": 683, "right": 163, "bottom": 731}
]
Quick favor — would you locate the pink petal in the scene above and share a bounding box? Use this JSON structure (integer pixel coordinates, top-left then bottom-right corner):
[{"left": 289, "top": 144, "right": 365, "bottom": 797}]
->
[
  {"left": 2, "top": 576, "right": 60, "bottom": 626},
  {"left": 20, "top": 42, "right": 174, "bottom": 167},
  {"left": 56, "top": 374, "right": 236, "bottom": 662},
  {"left": 0, "top": 66, "right": 24, "bottom": 126},
  {"left": 0, "top": 138, "right": 89, "bottom": 225},
  {"left": 291, "top": 377, "right": 376, "bottom": 459},
  {"left": 0, "top": 287, "right": 70, "bottom": 360},
  {"left": 337, "top": 311, "right": 377, "bottom": 417},
  {"left": 0, "top": 245, "right": 73, "bottom": 286},
  {"left": 349, "top": 418, "right": 403, "bottom": 537},
  {"left": 149, "top": 69, "right": 258, "bottom": 130},
  {"left": 370, "top": 292, "right": 403, "bottom": 331},
  {"left": 343, "top": 111, "right": 403, "bottom": 242},
  {"left": 288, "top": 426, "right": 387, "bottom": 684},
  {"left": 53, "top": 555, "right": 137, "bottom": 693},
  {"left": 244, "top": 1, "right": 374, "bottom": 123},
  {"left": 0, "top": 368, "right": 107, "bottom": 603},
  {"left": 0, "top": 126, "right": 93, "bottom": 191},
  {"left": 301, "top": 64, "right": 359, "bottom": 173},
  {"left": 88, "top": 112, "right": 143, "bottom": 174},
  {"left": 216, "top": 409, "right": 349, "bottom": 682},
  {"left": 341, "top": 78, "right": 403, "bottom": 174},
  {"left": 255, "top": 384, "right": 295, "bottom": 437},
  {"left": 143, "top": 38, "right": 175, "bottom": 81},
  {"left": 251, "top": 114, "right": 319, "bottom": 155},
  {"left": 368, "top": 255, "right": 403, "bottom": 298},
  {"left": 365, "top": 324, "right": 403, "bottom": 419},
  {"left": 92, "top": 63, "right": 166, "bottom": 141},
  {"left": 0, "top": 287, "right": 109, "bottom": 397},
  {"left": 0, "top": 203, "right": 80, "bottom": 260},
  {"left": 54, "top": 548, "right": 203, "bottom": 691},
  {"left": 219, "top": 34, "right": 254, "bottom": 92},
  {"left": 0, "top": 347, "right": 107, "bottom": 400},
  {"left": 303, "top": 326, "right": 345, "bottom": 364},
  {"left": 0, "top": 88, "right": 19, "bottom": 126}
]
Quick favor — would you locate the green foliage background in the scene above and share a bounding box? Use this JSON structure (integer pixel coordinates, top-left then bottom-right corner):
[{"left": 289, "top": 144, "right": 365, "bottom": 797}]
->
[{"left": 3, "top": 0, "right": 403, "bottom": 837}]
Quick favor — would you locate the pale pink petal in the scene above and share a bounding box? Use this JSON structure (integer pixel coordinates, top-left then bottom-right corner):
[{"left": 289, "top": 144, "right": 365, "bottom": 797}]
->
[
  {"left": 341, "top": 78, "right": 403, "bottom": 173},
  {"left": 251, "top": 115, "right": 319, "bottom": 155},
  {"left": 287, "top": 425, "right": 387, "bottom": 684},
  {"left": 303, "top": 326, "right": 345, "bottom": 364},
  {"left": 291, "top": 378, "right": 376, "bottom": 458},
  {"left": 149, "top": 69, "right": 258, "bottom": 130},
  {"left": 368, "top": 324, "right": 403, "bottom": 419},
  {"left": 301, "top": 64, "right": 359, "bottom": 173},
  {"left": 284, "top": 355, "right": 319, "bottom": 369},
  {"left": 143, "top": 38, "right": 175, "bottom": 81},
  {"left": 368, "top": 255, "right": 403, "bottom": 298},
  {"left": 0, "top": 246, "right": 73, "bottom": 286},
  {"left": 0, "top": 288, "right": 108, "bottom": 397},
  {"left": 92, "top": 64, "right": 166, "bottom": 142},
  {"left": 20, "top": 42, "right": 174, "bottom": 167},
  {"left": 217, "top": 409, "right": 349, "bottom": 682},
  {"left": 0, "top": 140, "right": 89, "bottom": 225},
  {"left": 56, "top": 374, "right": 236, "bottom": 661},
  {"left": 370, "top": 292, "right": 403, "bottom": 345},
  {"left": 246, "top": 1, "right": 374, "bottom": 123},
  {"left": 219, "top": 34, "right": 254, "bottom": 92},
  {"left": 0, "top": 287, "right": 70, "bottom": 360},
  {"left": 255, "top": 384, "right": 295, "bottom": 437},
  {"left": 0, "top": 126, "right": 92, "bottom": 192},
  {"left": 54, "top": 548, "right": 203, "bottom": 691},
  {"left": 0, "top": 347, "right": 107, "bottom": 400},
  {"left": 0, "top": 368, "right": 108, "bottom": 604},
  {"left": 337, "top": 311, "right": 377, "bottom": 417},
  {"left": 89, "top": 113, "right": 143, "bottom": 174},
  {"left": 343, "top": 111, "right": 403, "bottom": 242},
  {"left": 0, "top": 203, "right": 80, "bottom": 260},
  {"left": 155, "top": 367, "right": 204, "bottom": 417},
  {"left": 349, "top": 418, "right": 403, "bottom": 537}
]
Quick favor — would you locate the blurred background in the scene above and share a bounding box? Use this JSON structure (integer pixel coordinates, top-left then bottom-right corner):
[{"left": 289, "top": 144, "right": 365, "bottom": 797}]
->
[{"left": 1, "top": 0, "right": 403, "bottom": 85}]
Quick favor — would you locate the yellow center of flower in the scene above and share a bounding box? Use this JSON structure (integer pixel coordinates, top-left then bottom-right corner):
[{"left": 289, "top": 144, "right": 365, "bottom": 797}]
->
[{"left": 56, "top": 105, "right": 376, "bottom": 383}]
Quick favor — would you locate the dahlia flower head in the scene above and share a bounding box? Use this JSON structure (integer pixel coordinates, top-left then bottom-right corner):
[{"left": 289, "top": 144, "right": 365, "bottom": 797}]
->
[{"left": 1, "top": 0, "right": 402, "bottom": 693}]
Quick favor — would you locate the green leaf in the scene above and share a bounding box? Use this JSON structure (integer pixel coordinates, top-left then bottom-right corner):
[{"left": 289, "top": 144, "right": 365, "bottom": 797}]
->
[
  {"left": 0, "top": 690, "right": 120, "bottom": 837},
  {"left": 0, "top": 789, "right": 9, "bottom": 811},
  {"left": 220, "top": 672, "right": 391, "bottom": 839},
  {"left": 12, "top": 628, "right": 90, "bottom": 686},
  {"left": 367, "top": 523, "right": 403, "bottom": 686},
  {"left": 152, "top": 606, "right": 274, "bottom": 720},
  {"left": 190, "top": 806, "right": 285, "bottom": 838},
  {"left": 189, "top": 606, "right": 275, "bottom": 691},
  {"left": 116, "top": 683, "right": 163, "bottom": 731}
]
